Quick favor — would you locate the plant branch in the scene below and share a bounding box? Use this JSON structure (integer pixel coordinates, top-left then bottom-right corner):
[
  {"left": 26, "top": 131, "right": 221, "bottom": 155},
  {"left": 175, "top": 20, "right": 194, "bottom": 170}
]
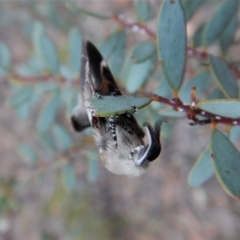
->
[
  {"left": 112, "top": 14, "right": 240, "bottom": 79},
  {"left": 0, "top": 74, "right": 80, "bottom": 87},
  {"left": 151, "top": 92, "right": 240, "bottom": 127}
]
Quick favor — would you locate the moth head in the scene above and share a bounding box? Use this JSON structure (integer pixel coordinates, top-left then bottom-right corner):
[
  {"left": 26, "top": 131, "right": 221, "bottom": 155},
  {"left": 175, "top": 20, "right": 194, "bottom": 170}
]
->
[
  {"left": 100, "top": 119, "right": 166, "bottom": 177},
  {"left": 130, "top": 119, "right": 165, "bottom": 167}
]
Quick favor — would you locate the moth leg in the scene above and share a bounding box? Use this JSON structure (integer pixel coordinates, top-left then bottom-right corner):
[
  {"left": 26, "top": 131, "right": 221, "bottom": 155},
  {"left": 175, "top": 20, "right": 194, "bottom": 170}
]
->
[
  {"left": 94, "top": 91, "right": 102, "bottom": 98},
  {"left": 71, "top": 106, "right": 91, "bottom": 132},
  {"left": 109, "top": 115, "right": 118, "bottom": 147},
  {"left": 131, "top": 104, "right": 138, "bottom": 114}
]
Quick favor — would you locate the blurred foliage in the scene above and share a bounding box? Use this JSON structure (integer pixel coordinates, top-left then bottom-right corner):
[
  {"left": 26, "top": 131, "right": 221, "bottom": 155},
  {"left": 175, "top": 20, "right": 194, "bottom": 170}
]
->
[{"left": 0, "top": 0, "right": 240, "bottom": 238}]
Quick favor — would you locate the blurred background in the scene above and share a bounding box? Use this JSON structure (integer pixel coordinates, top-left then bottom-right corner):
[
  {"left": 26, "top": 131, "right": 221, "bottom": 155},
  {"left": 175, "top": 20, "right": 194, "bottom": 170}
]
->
[{"left": 0, "top": 0, "right": 240, "bottom": 240}]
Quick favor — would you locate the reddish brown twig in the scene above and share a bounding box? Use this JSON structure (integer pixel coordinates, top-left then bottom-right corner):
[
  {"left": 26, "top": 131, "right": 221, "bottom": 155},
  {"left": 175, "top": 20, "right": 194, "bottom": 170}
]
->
[{"left": 151, "top": 94, "right": 240, "bottom": 126}]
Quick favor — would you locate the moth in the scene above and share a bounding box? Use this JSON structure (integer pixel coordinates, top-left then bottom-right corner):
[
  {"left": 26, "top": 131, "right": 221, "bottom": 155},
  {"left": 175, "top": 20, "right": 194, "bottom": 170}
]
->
[{"left": 71, "top": 41, "right": 165, "bottom": 176}]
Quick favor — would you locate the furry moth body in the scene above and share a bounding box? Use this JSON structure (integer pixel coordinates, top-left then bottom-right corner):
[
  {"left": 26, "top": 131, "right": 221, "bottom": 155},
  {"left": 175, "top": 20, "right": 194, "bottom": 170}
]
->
[{"left": 71, "top": 41, "right": 165, "bottom": 176}]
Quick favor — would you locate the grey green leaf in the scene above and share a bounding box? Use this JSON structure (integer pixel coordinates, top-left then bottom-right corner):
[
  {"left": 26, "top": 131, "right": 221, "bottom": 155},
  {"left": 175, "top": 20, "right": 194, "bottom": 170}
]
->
[
  {"left": 88, "top": 96, "right": 152, "bottom": 117},
  {"left": 203, "top": 0, "right": 238, "bottom": 46},
  {"left": 52, "top": 124, "right": 73, "bottom": 151},
  {"left": 131, "top": 40, "right": 156, "bottom": 63},
  {"left": 62, "top": 163, "right": 76, "bottom": 191},
  {"left": 188, "top": 146, "right": 214, "bottom": 187},
  {"left": 37, "top": 91, "right": 60, "bottom": 132},
  {"left": 134, "top": 0, "right": 153, "bottom": 22},
  {"left": 68, "top": 27, "right": 82, "bottom": 74},
  {"left": 126, "top": 52, "right": 157, "bottom": 93},
  {"left": 197, "top": 99, "right": 240, "bottom": 118},
  {"left": 157, "top": 0, "right": 186, "bottom": 90},
  {"left": 18, "top": 144, "right": 38, "bottom": 163},
  {"left": 211, "top": 129, "right": 240, "bottom": 200},
  {"left": 209, "top": 56, "right": 238, "bottom": 98}
]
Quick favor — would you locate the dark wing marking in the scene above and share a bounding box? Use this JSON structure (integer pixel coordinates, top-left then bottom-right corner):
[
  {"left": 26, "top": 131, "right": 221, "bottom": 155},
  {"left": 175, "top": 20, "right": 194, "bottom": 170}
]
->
[{"left": 85, "top": 41, "right": 122, "bottom": 96}]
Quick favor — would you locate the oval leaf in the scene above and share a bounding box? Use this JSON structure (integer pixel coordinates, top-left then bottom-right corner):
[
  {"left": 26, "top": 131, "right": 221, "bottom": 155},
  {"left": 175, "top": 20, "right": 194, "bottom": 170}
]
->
[
  {"left": 0, "top": 41, "right": 11, "bottom": 71},
  {"left": 39, "top": 34, "right": 59, "bottom": 74},
  {"left": 65, "top": 2, "right": 110, "bottom": 20},
  {"left": 211, "top": 129, "right": 240, "bottom": 200},
  {"left": 230, "top": 126, "right": 240, "bottom": 142},
  {"left": 152, "top": 72, "right": 172, "bottom": 110},
  {"left": 207, "top": 89, "right": 226, "bottom": 100},
  {"left": 192, "top": 23, "right": 205, "bottom": 48},
  {"left": 197, "top": 99, "right": 240, "bottom": 118},
  {"left": 182, "top": 0, "right": 207, "bottom": 21},
  {"left": 52, "top": 124, "right": 73, "bottom": 151},
  {"left": 18, "top": 144, "right": 38, "bottom": 163},
  {"left": 68, "top": 27, "right": 82, "bottom": 74},
  {"left": 99, "top": 30, "right": 126, "bottom": 77},
  {"left": 126, "top": 53, "right": 157, "bottom": 93},
  {"left": 203, "top": 0, "right": 238, "bottom": 46},
  {"left": 37, "top": 91, "right": 60, "bottom": 132},
  {"left": 209, "top": 56, "right": 238, "bottom": 98},
  {"left": 131, "top": 40, "right": 156, "bottom": 63},
  {"left": 38, "top": 132, "right": 57, "bottom": 152},
  {"left": 134, "top": 0, "right": 153, "bottom": 22},
  {"left": 157, "top": 0, "right": 186, "bottom": 90},
  {"left": 9, "top": 85, "right": 33, "bottom": 107},
  {"left": 188, "top": 146, "right": 214, "bottom": 187},
  {"left": 88, "top": 96, "right": 152, "bottom": 117},
  {"left": 219, "top": 13, "right": 238, "bottom": 54},
  {"left": 62, "top": 163, "right": 76, "bottom": 191}
]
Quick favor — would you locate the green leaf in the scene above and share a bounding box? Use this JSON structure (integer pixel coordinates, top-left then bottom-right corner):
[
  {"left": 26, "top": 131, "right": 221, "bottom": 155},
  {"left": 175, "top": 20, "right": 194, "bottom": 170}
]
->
[
  {"left": 37, "top": 82, "right": 60, "bottom": 93},
  {"left": 15, "top": 91, "right": 40, "bottom": 120},
  {"left": 131, "top": 40, "right": 156, "bottom": 63},
  {"left": 157, "top": 0, "right": 186, "bottom": 90},
  {"left": 179, "top": 71, "right": 213, "bottom": 102},
  {"left": 68, "top": 27, "right": 82, "bottom": 74},
  {"left": 52, "top": 124, "right": 73, "bottom": 151},
  {"left": 219, "top": 13, "right": 238, "bottom": 54},
  {"left": 126, "top": 53, "right": 157, "bottom": 93},
  {"left": 197, "top": 99, "right": 240, "bottom": 118},
  {"left": 99, "top": 30, "right": 126, "bottom": 77},
  {"left": 211, "top": 129, "right": 240, "bottom": 200},
  {"left": 192, "top": 23, "right": 205, "bottom": 48},
  {"left": 151, "top": 72, "right": 172, "bottom": 110},
  {"left": 203, "top": 0, "right": 238, "bottom": 46},
  {"left": 230, "top": 126, "right": 240, "bottom": 142},
  {"left": 188, "top": 146, "right": 214, "bottom": 187},
  {"left": 39, "top": 33, "right": 59, "bottom": 74},
  {"left": 37, "top": 91, "right": 60, "bottom": 132},
  {"left": 181, "top": 0, "right": 207, "bottom": 21},
  {"left": 0, "top": 41, "right": 10, "bottom": 71},
  {"left": 15, "top": 57, "right": 45, "bottom": 77},
  {"left": 32, "top": 21, "right": 45, "bottom": 57},
  {"left": 209, "top": 56, "right": 238, "bottom": 98},
  {"left": 65, "top": 2, "right": 110, "bottom": 20},
  {"left": 88, "top": 96, "right": 152, "bottom": 117},
  {"left": 9, "top": 85, "right": 33, "bottom": 107},
  {"left": 18, "top": 144, "right": 38, "bottom": 163},
  {"left": 62, "top": 163, "right": 76, "bottom": 191},
  {"left": 38, "top": 132, "right": 57, "bottom": 152},
  {"left": 207, "top": 89, "right": 226, "bottom": 100},
  {"left": 134, "top": 0, "right": 153, "bottom": 22},
  {"left": 61, "top": 87, "right": 79, "bottom": 116},
  {"left": 83, "top": 151, "right": 99, "bottom": 182},
  {"left": 59, "top": 65, "right": 74, "bottom": 79}
]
